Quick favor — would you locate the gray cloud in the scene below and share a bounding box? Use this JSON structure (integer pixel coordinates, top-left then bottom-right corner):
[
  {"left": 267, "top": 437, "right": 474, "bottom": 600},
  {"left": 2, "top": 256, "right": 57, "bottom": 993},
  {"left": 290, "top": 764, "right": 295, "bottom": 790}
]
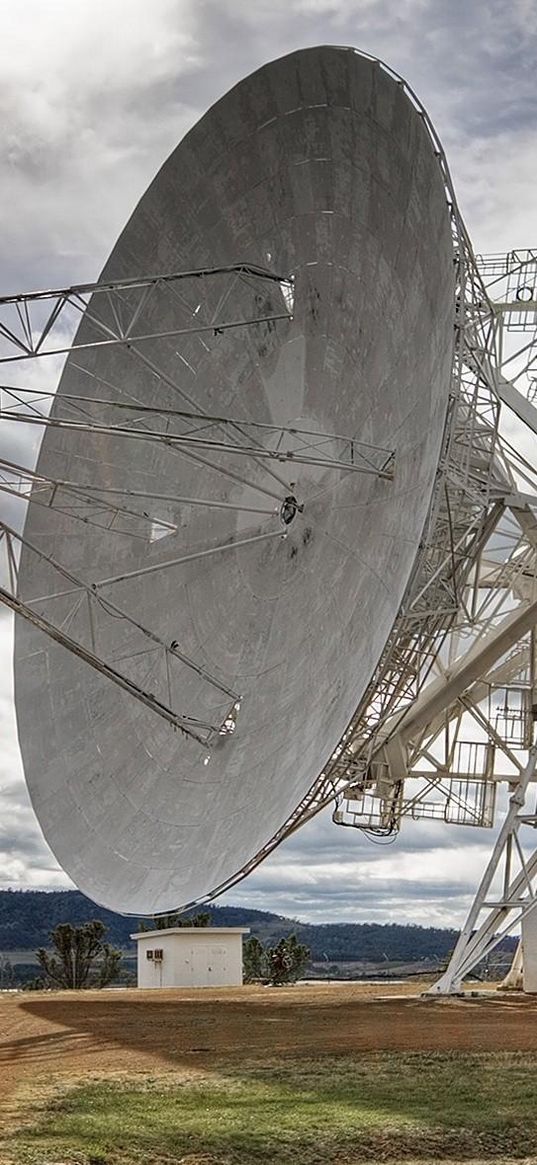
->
[
  {"left": 217, "top": 802, "right": 511, "bottom": 926},
  {"left": 0, "top": 0, "right": 534, "bottom": 924},
  {"left": 0, "top": 613, "right": 71, "bottom": 887}
]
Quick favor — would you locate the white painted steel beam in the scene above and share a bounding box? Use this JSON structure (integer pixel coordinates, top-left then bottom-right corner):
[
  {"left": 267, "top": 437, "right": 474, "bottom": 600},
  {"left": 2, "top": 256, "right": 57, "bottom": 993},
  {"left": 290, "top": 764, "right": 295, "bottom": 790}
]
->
[
  {"left": 428, "top": 744, "right": 537, "bottom": 994},
  {"left": 496, "top": 376, "right": 537, "bottom": 437},
  {"left": 384, "top": 599, "right": 537, "bottom": 749}
]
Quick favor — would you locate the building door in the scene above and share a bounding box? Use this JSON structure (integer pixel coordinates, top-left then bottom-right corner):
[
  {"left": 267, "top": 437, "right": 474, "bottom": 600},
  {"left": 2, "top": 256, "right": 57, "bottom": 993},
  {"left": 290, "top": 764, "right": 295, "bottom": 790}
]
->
[{"left": 190, "top": 944, "right": 228, "bottom": 985}]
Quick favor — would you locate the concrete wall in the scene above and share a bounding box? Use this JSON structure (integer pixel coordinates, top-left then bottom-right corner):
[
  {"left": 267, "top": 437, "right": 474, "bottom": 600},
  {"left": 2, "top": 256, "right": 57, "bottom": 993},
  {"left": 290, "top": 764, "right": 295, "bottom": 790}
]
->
[{"left": 134, "top": 928, "right": 248, "bottom": 988}]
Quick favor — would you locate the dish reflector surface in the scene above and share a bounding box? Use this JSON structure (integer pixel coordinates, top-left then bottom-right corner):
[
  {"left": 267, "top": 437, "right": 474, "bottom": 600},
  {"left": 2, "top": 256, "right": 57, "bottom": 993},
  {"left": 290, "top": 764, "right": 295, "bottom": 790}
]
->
[{"left": 15, "top": 47, "right": 454, "bottom": 914}]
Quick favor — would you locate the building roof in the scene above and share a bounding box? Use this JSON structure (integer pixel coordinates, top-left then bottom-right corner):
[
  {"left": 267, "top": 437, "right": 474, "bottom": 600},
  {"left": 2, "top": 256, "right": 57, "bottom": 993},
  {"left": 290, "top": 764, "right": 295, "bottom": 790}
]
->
[{"left": 130, "top": 926, "right": 250, "bottom": 939}]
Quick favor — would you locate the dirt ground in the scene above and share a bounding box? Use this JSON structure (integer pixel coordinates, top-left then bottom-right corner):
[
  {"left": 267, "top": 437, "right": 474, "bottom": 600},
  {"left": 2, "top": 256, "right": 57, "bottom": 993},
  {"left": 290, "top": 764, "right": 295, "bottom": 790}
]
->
[{"left": 2, "top": 980, "right": 537, "bottom": 1129}]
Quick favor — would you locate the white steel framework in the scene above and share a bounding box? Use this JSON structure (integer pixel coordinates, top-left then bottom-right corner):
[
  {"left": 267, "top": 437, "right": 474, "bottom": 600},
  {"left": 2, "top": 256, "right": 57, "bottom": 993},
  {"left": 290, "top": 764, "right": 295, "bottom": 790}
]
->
[
  {"left": 329, "top": 242, "right": 537, "bottom": 992},
  {"left": 0, "top": 261, "right": 395, "bottom": 744}
]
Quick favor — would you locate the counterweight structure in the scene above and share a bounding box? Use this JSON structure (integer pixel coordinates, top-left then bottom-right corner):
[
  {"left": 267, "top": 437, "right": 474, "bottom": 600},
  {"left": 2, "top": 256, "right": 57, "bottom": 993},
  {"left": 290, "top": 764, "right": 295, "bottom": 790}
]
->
[{"left": 0, "top": 48, "right": 536, "bottom": 988}]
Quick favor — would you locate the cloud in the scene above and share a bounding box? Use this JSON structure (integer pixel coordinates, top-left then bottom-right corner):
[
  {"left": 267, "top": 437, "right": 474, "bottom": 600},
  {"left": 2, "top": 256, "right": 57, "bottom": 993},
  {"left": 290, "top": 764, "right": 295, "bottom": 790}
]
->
[
  {"left": 1, "top": 0, "right": 535, "bottom": 291},
  {"left": 0, "top": 612, "right": 70, "bottom": 888},
  {"left": 0, "top": 1, "right": 535, "bottom": 926},
  {"left": 217, "top": 800, "right": 518, "bottom": 927},
  {"left": 0, "top": 0, "right": 202, "bottom": 290}
]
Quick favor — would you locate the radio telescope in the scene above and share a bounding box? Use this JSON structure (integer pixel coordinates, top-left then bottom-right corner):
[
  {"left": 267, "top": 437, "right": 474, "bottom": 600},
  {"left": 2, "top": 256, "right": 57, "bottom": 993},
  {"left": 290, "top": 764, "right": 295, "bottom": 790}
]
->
[{"left": 1, "top": 47, "right": 537, "bottom": 992}]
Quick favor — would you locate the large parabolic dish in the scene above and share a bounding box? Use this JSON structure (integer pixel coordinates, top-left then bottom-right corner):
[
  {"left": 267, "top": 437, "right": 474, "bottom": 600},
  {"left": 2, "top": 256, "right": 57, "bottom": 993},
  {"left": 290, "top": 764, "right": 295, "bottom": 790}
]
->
[{"left": 14, "top": 46, "right": 455, "bottom": 915}]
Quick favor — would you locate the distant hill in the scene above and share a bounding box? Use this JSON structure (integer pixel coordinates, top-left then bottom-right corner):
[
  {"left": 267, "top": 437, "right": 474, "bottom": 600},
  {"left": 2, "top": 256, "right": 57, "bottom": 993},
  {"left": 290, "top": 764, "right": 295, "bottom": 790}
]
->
[{"left": 0, "top": 888, "right": 467, "bottom": 963}]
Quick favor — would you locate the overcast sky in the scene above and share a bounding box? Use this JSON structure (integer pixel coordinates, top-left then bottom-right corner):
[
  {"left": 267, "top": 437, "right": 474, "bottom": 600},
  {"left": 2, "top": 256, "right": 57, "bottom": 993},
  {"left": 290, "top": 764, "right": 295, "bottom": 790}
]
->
[{"left": 0, "top": 0, "right": 535, "bottom": 928}]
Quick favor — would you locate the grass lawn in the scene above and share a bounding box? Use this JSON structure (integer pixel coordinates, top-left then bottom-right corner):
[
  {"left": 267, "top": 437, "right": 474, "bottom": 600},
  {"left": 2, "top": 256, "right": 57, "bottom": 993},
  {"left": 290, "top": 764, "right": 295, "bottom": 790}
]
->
[{"left": 4, "top": 1051, "right": 537, "bottom": 1164}]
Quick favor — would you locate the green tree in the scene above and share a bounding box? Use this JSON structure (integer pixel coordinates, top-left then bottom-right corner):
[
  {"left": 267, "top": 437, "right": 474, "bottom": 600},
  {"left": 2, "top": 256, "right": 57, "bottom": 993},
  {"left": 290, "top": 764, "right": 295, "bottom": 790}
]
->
[
  {"left": 36, "top": 921, "right": 122, "bottom": 989},
  {"left": 243, "top": 936, "right": 268, "bottom": 982},
  {"left": 0, "top": 955, "right": 14, "bottom": 988},
  {"left": 267, "top": 933, "right": 310, "bottom": 986},
  {"left": 138, "top": 910, "right": 211, "bottom": 932},
  {"left": 243, "top": 933, "right": 310, "bottom": 986},
  {"left": 22, "top": 975, "right": 48, "bottom": 992}
]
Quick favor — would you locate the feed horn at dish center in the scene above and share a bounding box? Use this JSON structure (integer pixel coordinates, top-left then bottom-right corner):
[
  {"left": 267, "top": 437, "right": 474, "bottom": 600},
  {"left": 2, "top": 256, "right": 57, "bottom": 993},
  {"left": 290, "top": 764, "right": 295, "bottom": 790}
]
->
[{"left": 1, "top": 46, "right": 537, "bottom": 994}]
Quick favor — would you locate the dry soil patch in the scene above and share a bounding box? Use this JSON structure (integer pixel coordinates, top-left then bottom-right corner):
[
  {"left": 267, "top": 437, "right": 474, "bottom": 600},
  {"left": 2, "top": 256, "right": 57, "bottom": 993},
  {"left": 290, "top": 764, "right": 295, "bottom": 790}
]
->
[{"left": 1, "top": 981, "right": 535, "bottom": 1129}]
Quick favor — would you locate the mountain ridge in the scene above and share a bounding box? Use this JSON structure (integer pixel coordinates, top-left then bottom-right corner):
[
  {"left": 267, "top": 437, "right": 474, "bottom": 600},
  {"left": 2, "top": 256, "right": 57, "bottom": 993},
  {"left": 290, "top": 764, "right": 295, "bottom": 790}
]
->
[{"left": 0, "top": 888, "right": 464, "bottom": 962}]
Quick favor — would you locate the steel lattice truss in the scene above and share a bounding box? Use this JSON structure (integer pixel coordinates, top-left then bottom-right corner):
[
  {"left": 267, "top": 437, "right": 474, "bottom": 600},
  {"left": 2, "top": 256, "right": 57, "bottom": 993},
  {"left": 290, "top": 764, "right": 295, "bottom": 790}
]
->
[
  {"left": 0, "top": 262, "right": 395, "bottom": 747},
  {"left": 0, "top": 264, "right": 294, "bottom": 364}
]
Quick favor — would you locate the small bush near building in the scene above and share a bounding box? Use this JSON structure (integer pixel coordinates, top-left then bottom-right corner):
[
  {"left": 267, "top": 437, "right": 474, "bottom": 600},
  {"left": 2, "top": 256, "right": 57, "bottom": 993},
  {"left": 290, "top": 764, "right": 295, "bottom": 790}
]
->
[{"left": 243, "top": 932, "right": 310, "bottom": 985}]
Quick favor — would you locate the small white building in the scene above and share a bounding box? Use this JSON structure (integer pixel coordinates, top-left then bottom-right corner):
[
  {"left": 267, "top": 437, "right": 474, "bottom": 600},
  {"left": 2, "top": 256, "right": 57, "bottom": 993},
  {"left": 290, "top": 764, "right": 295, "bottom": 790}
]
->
[
  {"left": 522, "top": 909, "right": 537, "bottom": 993},
  {"left": 130, "top": 926, "right": 250, "bottom": 989}
]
